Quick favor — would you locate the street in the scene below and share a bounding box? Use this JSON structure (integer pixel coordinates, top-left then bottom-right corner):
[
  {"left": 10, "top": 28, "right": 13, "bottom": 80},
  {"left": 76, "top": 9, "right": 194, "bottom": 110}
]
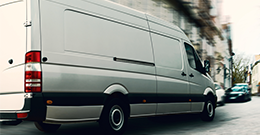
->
[{"left": 1, "top": 96, "right": 260, "bottom": 135}]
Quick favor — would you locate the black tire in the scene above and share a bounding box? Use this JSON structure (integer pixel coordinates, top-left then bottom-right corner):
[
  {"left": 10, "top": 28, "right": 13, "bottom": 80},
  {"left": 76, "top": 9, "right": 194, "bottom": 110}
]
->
[
  {"left": 243, "top": 95, "right": 247, "bottom": 102},
  {"left": 99, "top": 98, "right": 128, "bottom": 135},
  {"left": 34, "top": 121, "right": 61, "bottom": 133},
  {"left": 200, "top": 97, "right": 215, "bottom": 121},
  {"left": 247, "top": 95, "right": 251, "bottom": 101}
]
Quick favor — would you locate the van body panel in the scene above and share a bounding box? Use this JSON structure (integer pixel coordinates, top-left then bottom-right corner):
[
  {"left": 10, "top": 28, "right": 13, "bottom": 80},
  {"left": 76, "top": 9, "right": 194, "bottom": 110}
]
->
[
  {"left": 39, "top": 0, "right": 153, "bottom": 63},
  {"left": 146, "top": 15, "right": 189, "bottom": 41},
  {"left": 64, "top": 10, "right": 153, "bottom": 63},
  {"left": 28, "top": 0, "right": 41, "bottom": 51},
  {"left": 0, "top": 1, "right": 27, "bottom": 111},
  {"left": 0, "top": 1, "right": 26, "bottom": 79},
  {"left": 46, "top": 105, "right": 103, "bottom": 122},
  {"left": 44, "top": 0, "right": 148, "bottom": 29},
  {"left": 0, "top": 66, "right": 25, "bottom": 94},
  {"left": 130, "top": 104, "right": 156, "bottom": 117},
  {"left": 187, "top": 68, "right": 207, "bottom": 95},
  {"left": 39, "top": 0, "right": 157, "bottom": 107},
  {"left": 42, "top": 63, "right": 156, "bottom": 94},
  {"left": 0, "top": 93, "right": 25, "bottom": 110},
  {"left": 191, "top": 102, "right": 204, "bottom": 112},
  {"left": 151, "top": 34, "right": 184, "bottom": 70},
  {"left": 156, "top": 103, "right": 190, "bottom": 114},
  {"left": 39, "top": 0, "right": 64, "bottom": 55},
  {"left": 150, "top": 30, "right": 190, "bottom": 113},
  {"left": 183, "top": 42, "right": 214, "bottom": 111},
  {"left": 0, "top": 0, "right": 22, "bottom": 7}
]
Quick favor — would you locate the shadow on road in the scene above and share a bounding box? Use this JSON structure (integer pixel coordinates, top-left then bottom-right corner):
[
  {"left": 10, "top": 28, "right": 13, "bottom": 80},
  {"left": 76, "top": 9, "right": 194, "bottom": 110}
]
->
[
  {"left": 0, "top": 113, "right": 208, "bottom": 135},
  {"left": 57, "top": 114, "right": 205, "bottom": 135},
  {"left": 0, "top": 114, "right": 223, "bottom": 135}
]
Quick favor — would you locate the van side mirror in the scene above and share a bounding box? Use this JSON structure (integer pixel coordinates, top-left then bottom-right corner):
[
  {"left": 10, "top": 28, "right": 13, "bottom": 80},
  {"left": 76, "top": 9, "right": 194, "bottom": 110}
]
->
[{"left": 204, "top": 60, "right": 210, "bottom": 73}]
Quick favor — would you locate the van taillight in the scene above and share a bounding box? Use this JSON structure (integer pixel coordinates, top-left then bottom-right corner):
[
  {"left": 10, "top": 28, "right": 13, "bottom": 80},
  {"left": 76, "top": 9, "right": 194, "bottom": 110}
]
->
[
  {"left": 25, "top": 51, "right": 41, "bottom": 63},
  {"left": 25, "top": 51, "right": 42, "bottom": 93},
  {"left": 17, "top": 113, "right": 28, "bottom": 119}
]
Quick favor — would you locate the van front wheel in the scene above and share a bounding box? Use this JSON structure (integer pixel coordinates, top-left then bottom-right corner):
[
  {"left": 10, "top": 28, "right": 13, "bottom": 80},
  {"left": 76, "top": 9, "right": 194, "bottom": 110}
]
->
[
  {"left": 99, "top": 98, "right": 128, "bottom": 135},
  {"left": 34, "top": 121, "right": 61, "bottom": 133},
  {"left": 200, "top": 97, "right": 215, "bottom": 121}
]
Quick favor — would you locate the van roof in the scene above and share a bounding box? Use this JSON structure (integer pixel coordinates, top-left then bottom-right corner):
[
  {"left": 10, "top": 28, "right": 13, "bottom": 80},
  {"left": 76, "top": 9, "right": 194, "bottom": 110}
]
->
[{"left": 145, "top": 14, "right": 190, "bottom": 42}]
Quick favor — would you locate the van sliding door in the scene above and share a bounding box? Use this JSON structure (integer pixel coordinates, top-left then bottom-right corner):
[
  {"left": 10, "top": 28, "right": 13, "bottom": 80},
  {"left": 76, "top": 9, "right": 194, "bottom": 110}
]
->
[{"left": 151, "top": 33, "right": 190, "bottom": 114}]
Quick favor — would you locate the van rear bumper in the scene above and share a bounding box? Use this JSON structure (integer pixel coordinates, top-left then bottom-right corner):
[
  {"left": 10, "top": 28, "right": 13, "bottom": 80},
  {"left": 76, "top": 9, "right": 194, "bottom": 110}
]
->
[
  {"left": 0, "top": 110, "right": 29, "bottom": 125},
  {"left": 0, "top": 110, "right": 30, "bottom": 119},
  {"left": 0, "top": 93, "right": 46, "bottom": 123}
]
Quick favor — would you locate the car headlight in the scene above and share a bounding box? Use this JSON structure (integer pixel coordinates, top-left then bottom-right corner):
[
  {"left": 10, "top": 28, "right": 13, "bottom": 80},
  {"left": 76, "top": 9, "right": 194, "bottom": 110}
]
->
[{"left": 238, "top": 93, "right": 243, "bottom": 96}]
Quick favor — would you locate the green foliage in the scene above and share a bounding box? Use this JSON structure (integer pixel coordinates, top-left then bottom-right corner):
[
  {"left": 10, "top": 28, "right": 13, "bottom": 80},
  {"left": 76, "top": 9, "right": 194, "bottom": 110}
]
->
[{"left": 232, "top": 54, "right": 250, "bottom": 85}]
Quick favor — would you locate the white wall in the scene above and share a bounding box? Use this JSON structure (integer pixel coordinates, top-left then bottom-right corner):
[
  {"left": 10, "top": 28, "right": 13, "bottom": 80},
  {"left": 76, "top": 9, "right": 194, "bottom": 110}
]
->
[{"left": 252, "top": 63, "right": 260, "bottom": 94}]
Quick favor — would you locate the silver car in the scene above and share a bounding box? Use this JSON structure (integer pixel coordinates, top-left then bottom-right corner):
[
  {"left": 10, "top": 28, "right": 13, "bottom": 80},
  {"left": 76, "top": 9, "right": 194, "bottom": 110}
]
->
[{"left": 214, "top": 83, "right": 226, "bottom": 106}]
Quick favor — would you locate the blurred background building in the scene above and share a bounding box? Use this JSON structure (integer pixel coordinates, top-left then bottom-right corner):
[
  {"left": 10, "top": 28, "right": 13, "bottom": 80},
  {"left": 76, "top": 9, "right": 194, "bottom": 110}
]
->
[
  {"left": 251, "top": 55, "right": 260, "bottom": 94},
  {"left": 108, "top": 0, "right": 234, "bottom": 89}
]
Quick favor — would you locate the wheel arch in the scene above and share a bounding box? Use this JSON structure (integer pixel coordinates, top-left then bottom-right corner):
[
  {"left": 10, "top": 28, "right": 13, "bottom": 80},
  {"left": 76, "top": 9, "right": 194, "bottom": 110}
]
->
[
  {"left": 203, "top": 87, "right": 215, "bottom": 96},
  {"left": 104, "top": 84, "right": 129, "bottom": 95},
  {"left": 102, "top": 84, "right": 130, "bottom": 118},
  {"left": 203, "top": 87, "right": 217, "bottom": 108}
]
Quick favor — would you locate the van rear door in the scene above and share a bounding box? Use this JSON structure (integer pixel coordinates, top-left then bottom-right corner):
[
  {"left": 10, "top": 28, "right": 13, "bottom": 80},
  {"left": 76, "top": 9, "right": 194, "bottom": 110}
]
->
[{"left": 0, "top": 0, "right": 27, "bottom": 111}]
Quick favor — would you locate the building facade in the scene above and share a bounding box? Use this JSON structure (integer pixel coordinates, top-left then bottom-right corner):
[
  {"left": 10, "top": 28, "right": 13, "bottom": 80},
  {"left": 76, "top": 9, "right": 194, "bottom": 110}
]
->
[{"left": 251, "top": 55, "right": 260, "bottom": 94}]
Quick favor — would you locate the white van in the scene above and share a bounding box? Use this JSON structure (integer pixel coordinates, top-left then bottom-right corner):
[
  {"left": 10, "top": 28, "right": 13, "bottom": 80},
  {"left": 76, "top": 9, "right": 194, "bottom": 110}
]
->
[{"left": 0, "top": 0, "right": 216, "bottom": 134}]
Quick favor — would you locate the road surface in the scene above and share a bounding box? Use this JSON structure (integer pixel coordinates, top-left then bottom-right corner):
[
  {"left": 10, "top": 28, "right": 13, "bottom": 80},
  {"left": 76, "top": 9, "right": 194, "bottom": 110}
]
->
[{"left": 1, "top": 96, "right": 260, "bottom": 135}]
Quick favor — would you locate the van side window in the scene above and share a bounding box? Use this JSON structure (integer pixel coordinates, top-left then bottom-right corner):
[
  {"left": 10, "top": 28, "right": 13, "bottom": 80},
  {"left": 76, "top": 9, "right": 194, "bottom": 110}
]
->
[
  {"left": 184, "top": 44, "right": 196, "bottom": 69},
  {"left": 184, "top": 43, "right": 204, "bottom": 73}
]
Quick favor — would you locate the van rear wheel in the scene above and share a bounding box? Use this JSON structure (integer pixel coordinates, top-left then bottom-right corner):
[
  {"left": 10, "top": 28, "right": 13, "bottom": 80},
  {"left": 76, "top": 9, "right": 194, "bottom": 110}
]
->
[
  {"left": 34, "top": 121, "right": 61, "bottom": 133},
  {"left": 200, "top": 97, "right": 215, "bottom": 121},
  {"left": 99, "top": 98, "right": 128, "bottom": 135}
]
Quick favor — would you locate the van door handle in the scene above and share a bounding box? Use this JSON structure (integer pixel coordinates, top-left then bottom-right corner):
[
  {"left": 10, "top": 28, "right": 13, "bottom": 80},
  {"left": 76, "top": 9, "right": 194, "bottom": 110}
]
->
[
  {"left": 8, "top": 59, "right": 13, "bottom": 64},
  {"left": 181, "top": 72, "right": 187, "bottom": 76},
  {"left": 189, "top": 74, "right": 194, "bottom": 77}
]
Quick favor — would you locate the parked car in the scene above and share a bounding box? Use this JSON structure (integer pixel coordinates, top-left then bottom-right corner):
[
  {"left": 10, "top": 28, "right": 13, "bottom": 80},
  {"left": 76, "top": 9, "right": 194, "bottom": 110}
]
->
[
  {"left": 225, "top": 83, "right": 251, "bottom": 102},
  {"left": 214, "top": 83, "right": 225, "bottom": 106}
]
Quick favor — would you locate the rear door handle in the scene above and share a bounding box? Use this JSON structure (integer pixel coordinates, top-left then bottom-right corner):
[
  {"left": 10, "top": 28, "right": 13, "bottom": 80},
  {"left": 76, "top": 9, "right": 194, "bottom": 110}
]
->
[
  {"left": 189, "top": 74, "right": 194, "bottom": 77},
  {"left": 181, "top": 72, "right": 187, "bottom": 76}
]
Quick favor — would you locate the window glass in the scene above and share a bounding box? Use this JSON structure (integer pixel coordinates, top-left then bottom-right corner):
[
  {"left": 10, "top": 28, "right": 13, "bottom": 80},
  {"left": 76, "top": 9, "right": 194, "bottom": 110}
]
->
[
  {"left": 184, "top": 43, "right": 196, "bottom": 69},
  {"left": 184, "top": 43, "right": 204, "bottom": 73},
  {"left": 194, "top": 50, "right": 204, "bottom": 73}
]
